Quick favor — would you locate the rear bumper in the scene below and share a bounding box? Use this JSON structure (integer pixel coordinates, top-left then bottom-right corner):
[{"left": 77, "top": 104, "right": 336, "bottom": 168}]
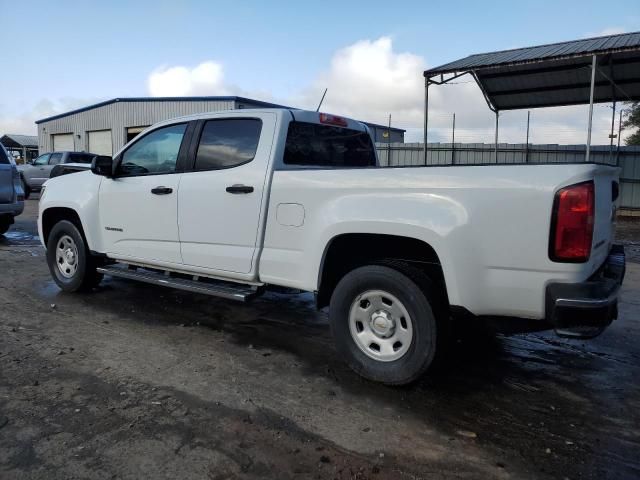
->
[{"left": 546, "top": 244, "right": 626, "bottom": 338}]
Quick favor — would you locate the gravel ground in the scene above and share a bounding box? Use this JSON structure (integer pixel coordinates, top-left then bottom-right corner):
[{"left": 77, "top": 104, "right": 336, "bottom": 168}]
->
[
  {"left": 0, "top": 199, "right": 639, "bottom": 479},
  {"left": 617, "top": 217, "right": 640, "bottom": 263}
]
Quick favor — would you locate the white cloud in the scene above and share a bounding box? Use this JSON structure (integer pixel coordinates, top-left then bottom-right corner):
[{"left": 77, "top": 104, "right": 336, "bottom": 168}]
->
[
  {"left": 294, "top": 36, "right": 627, "bottom": 145},
  {"left": 5, "top": 37, "right": 630, "bottom": 147},
  {"left": 148, "top": 61, "right": 230, "bottom": 97},
  {"left": 0, "top": 98, "right": 101, "bottom": 136},
  {"left": 293, "top": 37, "right": 426, "bottom": 130},
  {"left": 590, "top": 27, "right": 627, "bottom": 37}
]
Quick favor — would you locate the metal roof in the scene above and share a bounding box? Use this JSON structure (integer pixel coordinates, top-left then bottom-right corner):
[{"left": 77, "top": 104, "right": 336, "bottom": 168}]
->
[
  {"left": 34, "top": 96, "right": 405, "bottom": 133},
  {"left": 35, "top": 96, "right": 290, "bottom": 124},
  {"left": 0, "top": 134, "right": 38, "bottom": 148},
  {"left": 424, "top": 31, "right": 640, "bottom": 110}
]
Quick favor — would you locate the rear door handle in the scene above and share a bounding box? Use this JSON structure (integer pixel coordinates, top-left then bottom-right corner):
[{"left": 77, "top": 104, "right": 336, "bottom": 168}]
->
[
  {"left": 226, "top": 184, "right": 254, "bottom": 194},
  {"left": 151, "top": 186, "right": 173, "bottom": 195}
]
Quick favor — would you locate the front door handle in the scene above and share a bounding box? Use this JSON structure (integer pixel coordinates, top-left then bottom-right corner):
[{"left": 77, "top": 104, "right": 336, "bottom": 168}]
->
[
  {"left": 226, "top": 184, "right": 254, "bottom": 194},
  {"left": 151, "top": 186, "right": 173, "bottom": 195}
]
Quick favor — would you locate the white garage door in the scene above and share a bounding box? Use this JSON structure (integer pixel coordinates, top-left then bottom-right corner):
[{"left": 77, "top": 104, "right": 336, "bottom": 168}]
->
[
  {"left": 52, "top": 133, "right": 74, "bottom": 152},
  {"left": 88, "top": 130, "right": 113, "bottom": 156}
]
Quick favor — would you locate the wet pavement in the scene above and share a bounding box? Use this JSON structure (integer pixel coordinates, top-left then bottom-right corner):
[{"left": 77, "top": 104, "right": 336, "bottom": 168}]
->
[{"left": 0, "top": 199, "right": 639, "bottom": 479}]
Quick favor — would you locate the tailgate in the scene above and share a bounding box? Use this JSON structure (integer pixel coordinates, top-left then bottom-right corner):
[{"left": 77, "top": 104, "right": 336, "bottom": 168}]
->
[
  {"left": 0, "top": 164, "right": 15, "bottom": 203},
  {"left": 590, "top": 165, "right": 620, "bottom": 268}
]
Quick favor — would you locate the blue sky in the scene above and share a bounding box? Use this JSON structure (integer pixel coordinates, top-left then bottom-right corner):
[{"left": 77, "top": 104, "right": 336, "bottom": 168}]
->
[{"left": 1, "top": 0, "right": 638, "bottom": 142}]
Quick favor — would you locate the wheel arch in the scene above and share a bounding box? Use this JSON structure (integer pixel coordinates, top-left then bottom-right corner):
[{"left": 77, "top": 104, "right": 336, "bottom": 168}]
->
[
  {"left": 316, "top": 233, "right": 449, "bottom": 309},
  {"left": 41, "top": 207, "right": 90, "bottom": 249}
]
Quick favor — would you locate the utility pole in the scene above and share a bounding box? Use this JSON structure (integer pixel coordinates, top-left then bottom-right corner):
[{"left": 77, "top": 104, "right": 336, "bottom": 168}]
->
[
  {"left": 609, "top": 101, "right": 617, "bottom": 163},
  {"left": 616, "top": 108, "right": 625, "bottom": 166},
  {"left": 525, "top": 110, "right": 530, "bottom": 163},
  {"left": 451, "top": 113, "right": 456, "bottom": 164},
  {"left": 423, "top": 78, "right": 429, "bottom": 165},
  {"left": 387, "top": 114, "right": 392, "bottom": 166}
]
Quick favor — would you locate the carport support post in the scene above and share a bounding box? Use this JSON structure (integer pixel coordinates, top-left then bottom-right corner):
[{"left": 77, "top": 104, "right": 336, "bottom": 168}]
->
[
  {"left": 423, "top": 78, "right": 429, "bottom": 165},
  {"left": 494, "top": 111, "right": 499, "bottom": 163},
  {"left": 586, "top": 54, "right": 597, "bottom": 163}
]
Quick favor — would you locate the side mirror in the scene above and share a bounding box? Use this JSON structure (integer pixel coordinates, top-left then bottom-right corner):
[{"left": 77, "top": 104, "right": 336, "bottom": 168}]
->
[{"left": 91, "top": 155, "right": 114, "bottom": 177}]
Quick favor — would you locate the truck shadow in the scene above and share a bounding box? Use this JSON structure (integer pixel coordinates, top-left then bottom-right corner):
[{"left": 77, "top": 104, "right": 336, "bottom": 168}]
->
[{"left": 86, "top": 277, "right": 591, "bottom": 397}]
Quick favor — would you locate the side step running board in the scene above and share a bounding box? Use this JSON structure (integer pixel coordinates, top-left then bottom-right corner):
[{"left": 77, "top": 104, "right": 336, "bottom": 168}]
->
[{"left": 96, "top": 265, "right": 261, "bottom": 302}]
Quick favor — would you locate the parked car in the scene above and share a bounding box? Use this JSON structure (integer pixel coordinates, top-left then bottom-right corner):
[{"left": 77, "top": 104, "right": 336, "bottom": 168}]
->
[
  {"left": 19, "top": 151, "right": 95, "bottom": 198},
  {"left": 38, "top": 109, "right": 625, "bottom": 385},
  {"left": 0, "top": 143, "right": 24, "bottom": 235}
]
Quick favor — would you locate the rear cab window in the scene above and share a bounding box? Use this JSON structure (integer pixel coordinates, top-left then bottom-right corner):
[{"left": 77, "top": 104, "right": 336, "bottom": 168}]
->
[
  {"left": 68, "top": 153, "right": 94, "bottom": 164},
  {"left": 283, "top": 121, "right": 376, "bottom": 168}
]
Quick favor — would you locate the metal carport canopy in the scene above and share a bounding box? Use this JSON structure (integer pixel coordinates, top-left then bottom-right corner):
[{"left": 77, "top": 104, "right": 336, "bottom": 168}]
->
[
  {"left": 423, "top": 31, "right": 640, "bottom": 111},
  {"left": 421, "top": 31, "right": 640, "bottom": 163}
]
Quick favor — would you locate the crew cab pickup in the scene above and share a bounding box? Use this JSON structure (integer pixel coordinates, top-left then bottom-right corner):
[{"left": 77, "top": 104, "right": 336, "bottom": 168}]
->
[{"left": 38, "top": 108, "right": 625, "bottom": 384}]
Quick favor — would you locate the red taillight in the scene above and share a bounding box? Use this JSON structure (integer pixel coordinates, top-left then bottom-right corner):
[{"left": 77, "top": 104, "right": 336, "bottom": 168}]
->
[
  {"left": 319, "top": 113, "right": 348, "bottom": 127},
  {"left": 550, "top": 181, "right": 594, "bottom": 262}
]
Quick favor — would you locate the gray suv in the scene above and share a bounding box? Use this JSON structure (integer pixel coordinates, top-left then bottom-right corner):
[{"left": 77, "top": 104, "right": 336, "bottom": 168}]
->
[
  {"left": 19, "top": 151, "right": 95, "bottom": 198},
  {"left": 0, "top": 143, "right": 24, "bottom": 235}
]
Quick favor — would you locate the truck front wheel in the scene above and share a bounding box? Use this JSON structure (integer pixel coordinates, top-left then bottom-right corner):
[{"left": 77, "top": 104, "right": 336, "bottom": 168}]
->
[
  {"left": 329, "top": 264, "right": 440, "bottom": 385},
  {"left": 46, "top": 220, "right": 103, "bottom": 292}
]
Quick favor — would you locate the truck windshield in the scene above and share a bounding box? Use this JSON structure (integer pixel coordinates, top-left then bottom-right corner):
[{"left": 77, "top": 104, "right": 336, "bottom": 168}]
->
[{"left": 283, "top": 121, "right": 376, "bottom": 168}]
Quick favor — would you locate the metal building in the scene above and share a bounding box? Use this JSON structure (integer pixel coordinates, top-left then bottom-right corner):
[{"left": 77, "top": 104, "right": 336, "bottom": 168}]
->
[{"left": 35, "top": 96, "right": 405, "bottom": 156}]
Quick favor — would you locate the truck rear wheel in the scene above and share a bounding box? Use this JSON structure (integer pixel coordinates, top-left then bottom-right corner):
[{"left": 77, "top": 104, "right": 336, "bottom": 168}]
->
[
  {"left": 329, "top": 264, "right": 440, "bottom": 385},
  {"left": 46, "top": 220, "right": 103, "bottom": 292}
]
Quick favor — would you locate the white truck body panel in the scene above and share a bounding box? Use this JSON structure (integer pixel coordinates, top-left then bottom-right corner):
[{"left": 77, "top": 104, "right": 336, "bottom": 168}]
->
[
  {"left": 39, "top": 108, "right": 620, "bottom": 322},
  {"left": 99, "top": 172, "right": 183, "bottom": 264},
  {"left": 260, "top": 163, "right": 616, "bottom": 319}
]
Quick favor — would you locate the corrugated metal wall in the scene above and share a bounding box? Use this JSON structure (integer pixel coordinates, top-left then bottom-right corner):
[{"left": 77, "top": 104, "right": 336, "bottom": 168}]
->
[
  {"left": 38, "top": 99, "right": 407, "bottom": 154},
  {"left": 37, "top": 99, "right": 236, "bottom": 154},
  {"left": 376, "top": 143, "right": 640, "bottom": 209}
]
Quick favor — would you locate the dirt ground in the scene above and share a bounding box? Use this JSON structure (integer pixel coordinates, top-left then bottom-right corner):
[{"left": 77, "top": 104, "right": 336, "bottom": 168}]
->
[{"left": 1, "top": 198, "right": 639, "bottom": 480}]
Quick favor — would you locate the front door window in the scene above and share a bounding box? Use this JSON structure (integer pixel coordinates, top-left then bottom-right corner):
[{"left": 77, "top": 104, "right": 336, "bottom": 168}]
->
[{"left": 118, "top": 124, "right": 187, "bottom": 176}]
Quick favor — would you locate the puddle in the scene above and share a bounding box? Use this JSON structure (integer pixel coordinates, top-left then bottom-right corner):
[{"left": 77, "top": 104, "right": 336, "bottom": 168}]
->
[{"left": 0, "top": 230, "right": 41, "bottom": 246}]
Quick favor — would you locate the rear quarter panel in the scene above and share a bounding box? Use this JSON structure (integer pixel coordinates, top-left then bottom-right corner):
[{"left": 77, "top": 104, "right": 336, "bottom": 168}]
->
[{"left": 261, "top": 163, "right": 613, "bottom": 319}]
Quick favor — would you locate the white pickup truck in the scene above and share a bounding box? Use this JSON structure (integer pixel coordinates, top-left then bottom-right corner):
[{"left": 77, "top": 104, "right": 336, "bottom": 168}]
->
[{"left": 38, "top": 108, "right": 626, "bottom": 384}]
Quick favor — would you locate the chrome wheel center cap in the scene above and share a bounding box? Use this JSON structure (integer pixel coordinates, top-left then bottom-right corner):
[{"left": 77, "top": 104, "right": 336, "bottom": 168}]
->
[
  {"left": 65, "top": 249, "right": 75, "bottom": 264},
  {"left": 371, "top": 310, "right": 394, "bottom": 337}
]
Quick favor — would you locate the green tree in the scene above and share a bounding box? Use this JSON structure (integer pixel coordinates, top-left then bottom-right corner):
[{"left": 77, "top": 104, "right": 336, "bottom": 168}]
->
[{"left": 623, "top": 102, "right": 640, "bottom": 145}]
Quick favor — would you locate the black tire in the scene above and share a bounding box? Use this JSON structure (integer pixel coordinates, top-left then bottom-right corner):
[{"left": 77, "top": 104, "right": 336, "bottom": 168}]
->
[
  {"left": 329, "top": 264, "right": 443, "bottom": 385},
  {"left": 0, "top": 216, "right": 11, "bottom": 235},
  {"left": 46, "top": 220, "right": 103, "bottom": 292},
  {"left": 21, "top": 179, "right": 31, "bottom": 200}
]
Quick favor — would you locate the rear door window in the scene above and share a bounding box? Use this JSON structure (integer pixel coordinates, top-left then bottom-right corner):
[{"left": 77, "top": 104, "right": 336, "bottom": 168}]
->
[
  {"left": 283, "top": 121, "right": 376, "bottom": 168},
  {"left": 194, "top": 119, "right": 262, "bottom": 171}
]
